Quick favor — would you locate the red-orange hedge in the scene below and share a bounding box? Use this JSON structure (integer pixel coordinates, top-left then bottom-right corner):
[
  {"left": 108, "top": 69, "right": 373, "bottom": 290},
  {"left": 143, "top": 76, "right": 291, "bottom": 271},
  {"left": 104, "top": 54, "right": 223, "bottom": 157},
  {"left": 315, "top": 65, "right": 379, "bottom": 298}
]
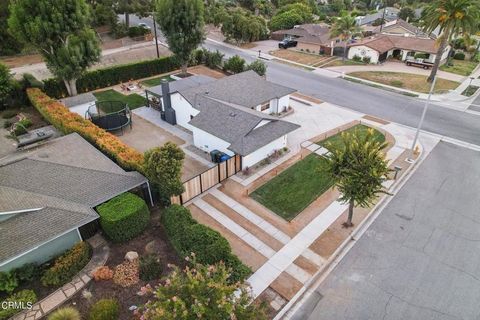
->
[{"left": 27, "top": 88, "right": 144, "bottom": 172}]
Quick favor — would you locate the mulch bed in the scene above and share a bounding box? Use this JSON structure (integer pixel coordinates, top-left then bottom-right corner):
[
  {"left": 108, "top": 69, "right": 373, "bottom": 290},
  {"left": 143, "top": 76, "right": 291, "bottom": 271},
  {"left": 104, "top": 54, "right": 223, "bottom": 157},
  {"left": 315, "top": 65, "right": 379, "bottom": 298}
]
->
[{"left": 65, "top": 207, "right": 183, "bottom": 319}]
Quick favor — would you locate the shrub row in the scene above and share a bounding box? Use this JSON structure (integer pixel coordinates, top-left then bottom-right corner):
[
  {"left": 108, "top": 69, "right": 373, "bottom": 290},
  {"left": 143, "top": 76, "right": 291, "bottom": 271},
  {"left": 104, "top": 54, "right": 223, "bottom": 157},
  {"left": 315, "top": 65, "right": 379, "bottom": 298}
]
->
[
  {"left": 0, "top": 290, "right": 37, "bottom": 319},
  {"left": 43, "top": 56, "right": 181, "bottom": 98},
  {"left": 27, "top": 88, "right": 144, "bottom": 172},
  {"left": 162, "top": 205, "right": 251, "bottom": 283},
  {"left": 96, "top": 193, "right": 150, "bottom": 242},
  {"left": 41, "top": 242, "right": 91, "bottom": 287},
  {"left": 0, "top": 263, "right": 41, "bottom": 294}
]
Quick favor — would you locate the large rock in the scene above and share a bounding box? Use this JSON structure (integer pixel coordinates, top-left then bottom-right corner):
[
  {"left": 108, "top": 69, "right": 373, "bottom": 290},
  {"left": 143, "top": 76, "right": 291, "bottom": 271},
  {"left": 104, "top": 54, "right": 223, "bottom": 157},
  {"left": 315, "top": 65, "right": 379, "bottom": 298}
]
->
[
  {"left": 124, "top": 251, "right": 139, "bottom": 262},
  {"left": 145, "top": 240, "right": 162, "bottom": 255}
]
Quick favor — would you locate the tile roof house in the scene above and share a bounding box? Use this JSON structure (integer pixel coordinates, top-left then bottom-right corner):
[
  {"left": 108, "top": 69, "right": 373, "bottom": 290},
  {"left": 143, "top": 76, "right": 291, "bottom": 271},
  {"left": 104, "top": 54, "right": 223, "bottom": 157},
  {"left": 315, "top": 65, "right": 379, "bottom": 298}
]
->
[
  {"left": 0, "top": 133, "right": 150, "bottom": 271},
  {"left": 271, "top": 23, "right": 338, "bottom": 55},
  {"left": 347, "top": 34, "right": 450, "bottom": 64},
  {"left": 145, "top": 71, "right": 299, "bottom": 169}
]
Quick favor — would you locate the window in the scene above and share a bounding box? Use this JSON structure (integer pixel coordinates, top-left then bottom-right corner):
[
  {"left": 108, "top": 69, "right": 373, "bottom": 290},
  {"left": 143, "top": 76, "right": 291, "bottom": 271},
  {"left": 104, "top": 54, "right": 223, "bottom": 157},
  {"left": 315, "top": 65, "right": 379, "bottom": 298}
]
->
[{"left": 260, "top": 102, "right": 270, "bottom": 111}]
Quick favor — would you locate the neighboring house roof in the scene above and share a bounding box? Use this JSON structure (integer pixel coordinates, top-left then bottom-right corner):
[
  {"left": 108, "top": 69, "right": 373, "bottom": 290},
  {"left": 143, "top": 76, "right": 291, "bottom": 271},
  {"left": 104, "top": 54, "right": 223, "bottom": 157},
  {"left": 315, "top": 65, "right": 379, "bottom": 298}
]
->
[
  {"left": 349, "top": 34, "right": 439, "bottom": 54},
  {"left": 355, "top": 7, "right": 400, "bottom": 25},
  {"left": 179, "top": 70, "right": 296, "bottom": 109},
  {"left": 0, "top": 133, "right": 147, "bottom": 265},
  {"left": 188, "top": 96, "right": 299, "bottom": 156},
  {"left": 372, "top": 19, "right": 433, "bottom": 39},
  {"left": 146, "top": 75, "right": 216, "bottom": 97},
  {"left": 272, "top": 23, "right": 334, "bottom": 46}
]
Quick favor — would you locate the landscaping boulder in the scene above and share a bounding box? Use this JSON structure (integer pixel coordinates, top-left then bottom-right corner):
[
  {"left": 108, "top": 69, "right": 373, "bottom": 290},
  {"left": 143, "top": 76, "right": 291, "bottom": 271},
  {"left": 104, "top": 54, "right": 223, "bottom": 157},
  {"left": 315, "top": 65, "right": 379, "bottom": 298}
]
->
[{"left": 125, "top": 251, "right": 139, "bottom": 262}]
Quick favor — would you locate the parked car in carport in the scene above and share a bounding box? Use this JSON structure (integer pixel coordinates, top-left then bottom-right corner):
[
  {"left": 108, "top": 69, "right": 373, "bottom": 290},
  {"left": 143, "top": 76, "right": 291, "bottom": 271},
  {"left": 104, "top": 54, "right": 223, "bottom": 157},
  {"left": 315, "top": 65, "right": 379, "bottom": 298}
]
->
[{"left": 278, "top": 39, "right": 298, "bottom": 49}]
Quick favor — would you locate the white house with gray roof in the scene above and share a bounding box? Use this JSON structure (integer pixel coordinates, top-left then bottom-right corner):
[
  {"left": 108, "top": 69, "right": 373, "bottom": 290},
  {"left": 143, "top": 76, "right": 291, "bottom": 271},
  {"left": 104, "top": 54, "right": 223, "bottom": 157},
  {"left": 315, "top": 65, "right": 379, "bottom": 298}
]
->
[
  {"left": 145, "top": 71, "right": 299, "bottom": 169},
  {"left": 0, "top": 133, "right": 151, "bottom": 271}
]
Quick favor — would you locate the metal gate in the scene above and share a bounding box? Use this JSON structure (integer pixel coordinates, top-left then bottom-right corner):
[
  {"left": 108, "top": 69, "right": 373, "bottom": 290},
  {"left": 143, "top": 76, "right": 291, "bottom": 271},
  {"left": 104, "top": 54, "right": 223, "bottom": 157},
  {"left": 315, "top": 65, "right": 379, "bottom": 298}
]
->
[{"left": 171, "top": 154, "right": 241, "bottom": 205}]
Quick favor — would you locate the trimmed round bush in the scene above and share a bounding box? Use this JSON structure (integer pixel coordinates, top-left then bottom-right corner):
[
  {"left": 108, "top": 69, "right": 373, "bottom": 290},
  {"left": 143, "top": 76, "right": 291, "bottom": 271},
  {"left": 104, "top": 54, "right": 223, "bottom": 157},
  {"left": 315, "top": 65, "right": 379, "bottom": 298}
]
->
[
  {"left": 48, "top": 307, "right": 81, "bottom": 320},
  {"left": 139, "top": 254, "right": 162, "bottom": 281},
  {"left": 97, "top": 193, "right": 150, "bottom": 242},
  {"left": 88, "top": 299, "right": 120, "bottom": 320}
]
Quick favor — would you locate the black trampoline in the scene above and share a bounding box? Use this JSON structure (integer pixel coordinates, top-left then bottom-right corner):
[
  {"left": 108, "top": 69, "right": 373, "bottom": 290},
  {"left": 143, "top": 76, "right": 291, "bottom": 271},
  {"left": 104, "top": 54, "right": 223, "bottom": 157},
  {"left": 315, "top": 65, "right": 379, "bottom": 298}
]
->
[{"left": 86, "top": 101, "right": 132, "bottom": 134}]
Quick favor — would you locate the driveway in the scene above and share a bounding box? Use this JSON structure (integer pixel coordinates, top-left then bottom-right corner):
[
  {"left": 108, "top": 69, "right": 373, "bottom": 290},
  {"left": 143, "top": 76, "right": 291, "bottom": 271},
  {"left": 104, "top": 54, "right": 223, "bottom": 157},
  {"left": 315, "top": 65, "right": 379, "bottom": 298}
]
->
[
  {"left": 293, "top": 142, "right": 480, "bottom": 320},
  {"left": 326, "top": 61, "right": 464, "bottom": 82}
]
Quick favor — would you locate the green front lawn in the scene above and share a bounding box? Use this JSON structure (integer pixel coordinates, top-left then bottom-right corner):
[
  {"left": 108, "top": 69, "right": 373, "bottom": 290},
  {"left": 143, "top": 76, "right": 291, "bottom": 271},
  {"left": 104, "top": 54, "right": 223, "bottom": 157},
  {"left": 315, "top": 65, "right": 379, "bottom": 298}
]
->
[
  {"left": 93, "top": 89, "right": 147, "bottom": 110},
  {"left": 250, "top": 154, "right": 333, "bottom": 221},
  {"left": 317, "top": 124, "right": 385, "bottom": 150},
  {"left": 250, "top": 124, "right": 386, "bottom": 221},
  {"left": 140, "top": 75, "right": 174, "bottom": 87},
  {"left": 440, "top": 59, "right": 479, "bottom": 76}
]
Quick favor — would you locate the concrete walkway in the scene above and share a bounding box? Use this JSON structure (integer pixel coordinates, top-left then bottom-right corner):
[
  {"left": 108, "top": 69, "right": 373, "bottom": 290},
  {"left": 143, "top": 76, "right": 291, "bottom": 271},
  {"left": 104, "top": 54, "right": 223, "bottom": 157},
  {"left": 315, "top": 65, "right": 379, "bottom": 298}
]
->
[{"left": 12, "top": 235, "right": 109, "bottom": 320}]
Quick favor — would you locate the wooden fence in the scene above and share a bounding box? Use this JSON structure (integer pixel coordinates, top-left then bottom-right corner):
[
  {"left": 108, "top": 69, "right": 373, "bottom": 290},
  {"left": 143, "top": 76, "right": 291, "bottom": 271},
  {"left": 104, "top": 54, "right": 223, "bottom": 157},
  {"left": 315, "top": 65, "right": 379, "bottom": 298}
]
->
[{"left": 171, "top": 154, "right": 241, "bottom": 205}]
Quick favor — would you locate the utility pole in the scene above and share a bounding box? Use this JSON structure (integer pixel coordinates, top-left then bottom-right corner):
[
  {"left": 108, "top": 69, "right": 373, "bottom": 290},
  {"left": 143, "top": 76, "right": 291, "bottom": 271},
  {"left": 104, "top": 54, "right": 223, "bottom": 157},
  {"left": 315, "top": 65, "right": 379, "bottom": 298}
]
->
[
  {"left": 379, "top": 3, "right": 387, "bottom": 33},
  {"left": 152, "top": 15, "right": 160, "bottom": 58},
  {"left": 411, "top": 75, "right": 438, "bottom": 152}
]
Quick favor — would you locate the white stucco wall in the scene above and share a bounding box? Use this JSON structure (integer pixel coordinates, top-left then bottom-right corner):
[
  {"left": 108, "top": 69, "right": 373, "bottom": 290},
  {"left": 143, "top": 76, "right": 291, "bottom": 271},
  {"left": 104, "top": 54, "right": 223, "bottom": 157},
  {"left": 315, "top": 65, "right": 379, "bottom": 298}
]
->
[
  {"left": 168, "top": 93, "right": 199, "bottom": 131},
  {"left": 348, "top": 45, "right": 380, "bottom": 63},
  {"left": 242, "top": 136, "right": 287, "bottom": 169},
  {"left": 192, "top": 127, "right": 234, "bottom": 156},
  {"left": 255, "top": 95, "right": 291, "bottom": 114}
]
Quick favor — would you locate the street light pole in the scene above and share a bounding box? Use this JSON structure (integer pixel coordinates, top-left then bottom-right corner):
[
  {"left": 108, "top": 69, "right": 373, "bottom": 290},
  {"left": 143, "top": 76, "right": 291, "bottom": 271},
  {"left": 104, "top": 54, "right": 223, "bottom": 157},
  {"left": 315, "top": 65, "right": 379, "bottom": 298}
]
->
[
  {"left": 411, "top": 75, "right": 438, "bottom": 151},
  {"left": 152, "top": 15, "right": 160, "bottom": 59}
]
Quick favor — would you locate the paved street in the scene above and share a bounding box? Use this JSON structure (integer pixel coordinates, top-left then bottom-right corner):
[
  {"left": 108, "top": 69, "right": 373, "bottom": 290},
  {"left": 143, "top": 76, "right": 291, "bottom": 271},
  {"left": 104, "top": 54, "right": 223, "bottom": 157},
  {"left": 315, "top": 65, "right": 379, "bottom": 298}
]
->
[
  {"left": 202, "top": 40, "right": 480, "bottom": 146},
  {"left": 292, "top": 142, "right": 480, "bottom": 320}
]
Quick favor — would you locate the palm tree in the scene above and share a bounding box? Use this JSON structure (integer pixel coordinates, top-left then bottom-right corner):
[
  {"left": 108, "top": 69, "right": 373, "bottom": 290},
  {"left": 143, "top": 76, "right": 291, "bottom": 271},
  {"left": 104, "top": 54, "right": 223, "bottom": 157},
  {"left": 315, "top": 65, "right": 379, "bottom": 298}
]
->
[
  {"left": 422, "top": 0, "right": 480, "bottom": 81},
  {"left": 330, "top": 15, "right": 361, "bottom": 61},
  {"left": 324, "top": 128, "right": 391, "bottom": 227}
]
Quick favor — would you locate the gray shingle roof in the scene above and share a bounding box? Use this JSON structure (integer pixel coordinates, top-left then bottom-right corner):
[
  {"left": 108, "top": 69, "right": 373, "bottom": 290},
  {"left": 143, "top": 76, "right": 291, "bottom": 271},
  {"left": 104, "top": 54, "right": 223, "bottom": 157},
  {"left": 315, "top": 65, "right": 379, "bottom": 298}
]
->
[
  {"left": 188, "top": 97, "right": 299, "bottom": 155},
  {"left": 0, "top": 207, "right": 97, "bottom": 263},
  {"left": 179, "top": 70, "right": 296, "bottom": 109},
  {"left": 0, "top": 133, "right": 148, "bottom": 265},
  {"left": 146, "top": 75, "right": 216, "bottom": 97}
]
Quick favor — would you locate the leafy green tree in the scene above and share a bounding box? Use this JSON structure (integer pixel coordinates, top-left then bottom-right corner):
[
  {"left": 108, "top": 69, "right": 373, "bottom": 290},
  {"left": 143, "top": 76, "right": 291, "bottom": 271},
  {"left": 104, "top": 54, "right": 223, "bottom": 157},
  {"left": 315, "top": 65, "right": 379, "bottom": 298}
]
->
[
  {"left": 277, "top": 3, "right": 314, "bottom": 22},
  {"left": 143, "top": 142, "right": 184, "bottom": 204},
  {"left": 269, "top": 11, "right": 304, "bottom": 31},
  {"left": 155, "top": 0, "right": 205, "bottom": 75},
  {"left": 0, "top": 0, "right": 23, "bottom": 56},
  {"left": 0, "top": 63, "right": 15, "bottom": 109},
  {"left": 116, "top": 0, "right": 153, "bottom": 27},
  {"left": 398, "top": 7, "right": 416, "bottom": 22},
  {"left": 8, "top": 0, "right": 101, "bottom": 96},
  {"left": 87, "top": 0, "right": 118, "bottom": 27},
  {"left": 330, "top": 14, "right": 361, "bottom": 61},
  {"left": 422, "top": 0, "right": 480, "bottom": 81},
  {"left": 221, "top": 9, "right": 268, "bottom": 43},
  {"left": 224, "top": 55, "right": 246, "bottom": 74},
  {"left": 246, "top": 60, "right": 267, "bottom": 76},
  {"left": 139, "top": 260, "right": 267, "bottom": 320},
  {"left": 324, "top": 128, "right": 391, "bottom": 227}
]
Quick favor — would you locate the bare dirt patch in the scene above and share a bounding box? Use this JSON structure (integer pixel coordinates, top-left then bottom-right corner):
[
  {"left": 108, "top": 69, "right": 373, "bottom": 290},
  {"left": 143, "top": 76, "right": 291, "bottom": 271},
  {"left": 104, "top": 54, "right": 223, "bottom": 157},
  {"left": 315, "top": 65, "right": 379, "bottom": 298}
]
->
[
  {"left": 189, "top": 65, "right": 228, "bottom": 79},
  {"left": 0, "top": 54, "right": 43, "bottom": 68},
  {"left": 270, "top": 50, "right": 331, "bottom": 66}
]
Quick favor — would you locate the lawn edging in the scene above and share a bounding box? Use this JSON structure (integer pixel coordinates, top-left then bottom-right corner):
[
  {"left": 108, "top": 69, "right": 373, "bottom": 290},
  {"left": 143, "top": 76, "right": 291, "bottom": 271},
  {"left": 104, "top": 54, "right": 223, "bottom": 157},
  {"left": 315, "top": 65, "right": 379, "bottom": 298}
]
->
[{"left": 274, "top": 127, "right": 423, "bottom": 320}]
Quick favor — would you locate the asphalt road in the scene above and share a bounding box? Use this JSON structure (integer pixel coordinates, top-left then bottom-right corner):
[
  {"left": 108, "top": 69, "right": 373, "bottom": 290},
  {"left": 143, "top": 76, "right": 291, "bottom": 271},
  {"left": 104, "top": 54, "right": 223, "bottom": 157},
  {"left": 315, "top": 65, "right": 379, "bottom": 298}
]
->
[
  {"left": 292, "top": 142, "right": 480, "bottom": 320},
  {"left": 202, "top": 40, "right": 480, "bottom": 146}
]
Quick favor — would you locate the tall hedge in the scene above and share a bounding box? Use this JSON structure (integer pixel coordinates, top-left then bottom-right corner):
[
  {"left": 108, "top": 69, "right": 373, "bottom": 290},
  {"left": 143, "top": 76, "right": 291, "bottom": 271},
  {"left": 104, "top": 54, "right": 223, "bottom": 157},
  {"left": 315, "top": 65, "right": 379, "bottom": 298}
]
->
[
  {"left": 43, "top": 56, "right": 181, "bottom": 98},
  {"left": 97, "top": 193, "right": 150, "bottom": 242},
  {"left": 162, "top": 205, "right": 251, "bottom": 282}
]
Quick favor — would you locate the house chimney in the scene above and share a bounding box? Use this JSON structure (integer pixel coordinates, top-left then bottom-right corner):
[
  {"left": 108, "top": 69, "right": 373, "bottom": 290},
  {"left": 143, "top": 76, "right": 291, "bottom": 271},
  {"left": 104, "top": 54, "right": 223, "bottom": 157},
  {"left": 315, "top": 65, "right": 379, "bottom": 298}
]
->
[{"left": 160, "top": 79, "right": 176, "bottom": 125}]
